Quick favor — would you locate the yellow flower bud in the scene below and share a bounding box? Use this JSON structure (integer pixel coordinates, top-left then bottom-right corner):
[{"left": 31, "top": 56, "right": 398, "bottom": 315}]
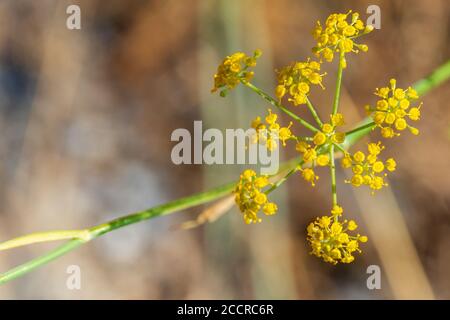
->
[
  {"left": 351, "top": 174, "right": 364, "bottom": 187},
  {"left": 385, "top": 112, "right": 396, "bottom": 124},
  {"left": 353, "top": 151, "right": 365, "bottom": 163},
  {"left": 322, "top": 123, "right": 334, "bottom": 134},
  {"left": 313, "top": 132, "right": 327, "bottom": 145},
  {"left": 317, "top": 154, "right": 330, "bottom": 166},
  {"left": 385, "top": 158, "right": 396, "bottom": 171},
  {"left": 275, "top": 85, "right": 286, "bottom": 99},
  {"left": 372, "top": 161, "right": 385, "bottom": 173},
  {"left": 395, "top": 118, "right": 407, "bottom": 131},
  {"left": 348, "top": 220, "right": 358, "bottom": 231}
]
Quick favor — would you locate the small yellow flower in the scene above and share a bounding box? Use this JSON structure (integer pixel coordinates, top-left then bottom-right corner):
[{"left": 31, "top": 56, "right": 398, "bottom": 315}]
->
[
  {"left": 359, "top": 235, "right": 368, "bottom": 243},
  {"left": 265, "top": 109, "right": 277, "bottom": 124},
  {"left": 254, "top": 177, "right": 269, "bottom": 189},
  {"left": 372, "top": 161, "right": 384, "bottom": 173},
  {"left": 367, "top": 141, "right": 383, "bottom": 155},
  {"left": 322, "top": 123, "right": 334, "bottom": 134},
  {"left": 263, "top": 202, "right": 278, "bottom": 216},
  {"left": 332, "top": 132, "right": 346, "bottom": 144},
  {"left": 351, "top": 174, "right": 364, "bottom": 187},
  {"left": 295, "top": 141, "right": 309, "bottom": 153},
  {"left": 331, "top": 205, "right": 343, "bottom": 216},
  {"left": 301, "top": 168, "right": 319, "bottom": 186},
  {"left": 347, "top": 220, "right": 358, "bottom": 231},
  {"left": 254, "top": 192, "right": 267, "bottom": 205},
  {"left": 352, "top": 164, "right": 364, "bottom": 175},
  {"left": 353, "top": 151, "right": 365, "bottom": 163},
  {"left": 313, "top": 132, "right": 327, "bottom": 145},
  {"left": 408, "top": 107, "right": 421, "bottom": 121},
  {"left": 303, "top": 147, "right": 317, "bottom": 162},
  {"left": 385, "top": 158, "right": 396, "bottom": 171},
  {"left": 331, "top": 113, "right": 345, "bottom": 126},
  {"left": 341, "top": 154, "right": 353, "bottom": 168},
  {"left": 317, "top": 154, "right": 330, "bottom": 166}
]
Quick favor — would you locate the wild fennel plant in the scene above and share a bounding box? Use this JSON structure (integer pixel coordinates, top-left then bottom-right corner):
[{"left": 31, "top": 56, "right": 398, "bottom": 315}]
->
[{"left": 0, "top": 11, "right": 449, "bottom": 283}]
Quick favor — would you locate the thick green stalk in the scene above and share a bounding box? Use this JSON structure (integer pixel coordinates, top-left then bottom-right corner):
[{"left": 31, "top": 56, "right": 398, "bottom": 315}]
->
[
  {"left": 243, "top": 81, "right": 320, "bottom": 133},
  {"left": 0, "top": 59, "right": 449, "bottom": 285}
]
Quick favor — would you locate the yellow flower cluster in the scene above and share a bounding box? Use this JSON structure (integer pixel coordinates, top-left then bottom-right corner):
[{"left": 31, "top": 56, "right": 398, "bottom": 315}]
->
[
  {"left": 275, "top": 59, "right": 325, "bottom": 105},
  {"left": 211, "top": 10, "right": 424, "bottom": 266},
  {"left": 342, "top": 142, "right": 396, "bottom": 193},
  {"left": 295, "top": 114, "right": 346, "bottom": 185},
  {"left": 312, "top": 11, "right": 373, "bottom": 67},
  {"left": 251, "top": 109, "right": 293, "bottom": 151},
  {"left": 234, "top": 169, "right": 278, "bottom": 224},
  {"left": 307, "top": 206, "right": 368, "bottom": 264},
  {"left": 365, "top": 79, "right": 422, "bottom": 138},
  {"left": 212, "top": 50, "right": 262, "bottom": 96}
]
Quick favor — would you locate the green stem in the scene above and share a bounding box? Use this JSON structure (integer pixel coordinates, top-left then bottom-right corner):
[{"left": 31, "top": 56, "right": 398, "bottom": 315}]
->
[
  {"left": 329, "top": 144, "right": 337, "bottom": 208},
  {"left": 414, "top": 60, "right": 450, "bottom": 96},
  {"left": 306, "top": 97, "right": 323, "bottom": 127},
  {"left": 328, "top": 53, "right": 345, "bottom": 212},
  {"left": 332, "top": 142, "right": 347, "bottom": 154},
  {"left": 88, "top": 182, "right": 236, "bottom": 238},
  {"left": 0, "top": 182, "right": 236, "bottom": 285},
  {"left": 243, "top": 81, "right": 320, "bottom": 133},
  {"left": 0, "top": 240, "right": 84, "bottom": 284},
  {"left": 266, "top": 160, "right": 304, "bottom": 194},
  {"left": 343, "top": 120, "right": 375, "bottom": 149},
  {"left": 345, "top": 121, "right": 375, "bottom": 136},
  {"left": 332, "top": 52, "right": 345, "bottom": 115},
  {"left": 0, "top": 59, "right": 449, "bottom": 285}
]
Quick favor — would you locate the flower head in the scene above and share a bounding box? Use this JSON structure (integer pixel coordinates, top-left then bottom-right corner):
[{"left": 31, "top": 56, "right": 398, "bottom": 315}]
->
[
  {"left": 234, "top": 169, "right": 277, "bottom": 224},
  {"left": 307, "top": 207, "right": 367, "bottom": 264},
  {"left": 296, "top": 113, "right": 346, "bottom": 167},
  {"left": 312, "top": 11, "right": 373, "bottom": 67},
  {"left": 365, "top": 79, "right": 422, "bottom": 138},
  {"left": 342, "top": 142, "right": 396, "bottom": 193},
  {"left": 275, "top": 59, "right": 325, "bottom": 105},
  {"left": 212, "top": 50, "right": 262, "bottom": 96}
]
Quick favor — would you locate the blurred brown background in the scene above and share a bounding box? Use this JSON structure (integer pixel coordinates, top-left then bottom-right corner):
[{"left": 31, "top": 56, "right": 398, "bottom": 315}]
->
[{"left": 0, "top": 0, "right": 449, "bottom": 299}]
